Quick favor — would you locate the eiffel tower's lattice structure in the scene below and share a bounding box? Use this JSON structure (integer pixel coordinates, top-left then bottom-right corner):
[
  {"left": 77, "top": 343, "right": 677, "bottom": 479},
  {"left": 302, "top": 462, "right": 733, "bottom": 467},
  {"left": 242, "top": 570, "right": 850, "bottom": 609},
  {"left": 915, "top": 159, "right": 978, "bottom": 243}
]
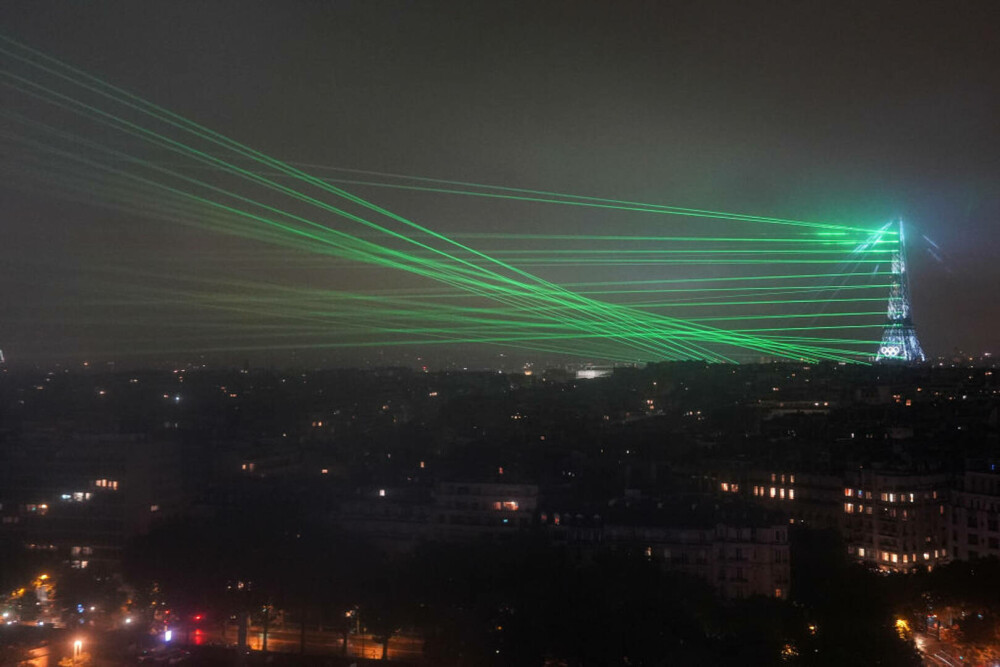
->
[{"left": 876, "top": 220, "right": 926, "bottom": 362}]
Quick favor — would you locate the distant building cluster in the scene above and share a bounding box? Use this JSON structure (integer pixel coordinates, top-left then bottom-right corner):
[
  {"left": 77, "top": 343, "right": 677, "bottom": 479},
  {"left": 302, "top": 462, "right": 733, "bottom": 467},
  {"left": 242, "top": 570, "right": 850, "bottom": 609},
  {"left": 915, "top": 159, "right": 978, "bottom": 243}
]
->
[
  {"left": 0, "top": 436, "right": 184, "bottom": 570},
  {"left": 0, "top": 356, "right": 997, "bottom": 603}
]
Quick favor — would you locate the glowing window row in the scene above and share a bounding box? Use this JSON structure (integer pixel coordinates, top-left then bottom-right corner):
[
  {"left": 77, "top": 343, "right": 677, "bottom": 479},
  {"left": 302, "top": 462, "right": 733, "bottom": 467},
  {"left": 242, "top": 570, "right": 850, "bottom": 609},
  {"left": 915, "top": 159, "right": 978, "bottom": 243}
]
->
[
  {"left": 492, "top": 501, "right": 520, "bottom": 511},
  {"left": 753, "top": 486, "right": 794, "bottom": 500},
  {"left": 844, "top": 489, "right": 938, "bottom": 502},
  {"left": 876, "top": 549, "right": 944, "bottom": 563}
]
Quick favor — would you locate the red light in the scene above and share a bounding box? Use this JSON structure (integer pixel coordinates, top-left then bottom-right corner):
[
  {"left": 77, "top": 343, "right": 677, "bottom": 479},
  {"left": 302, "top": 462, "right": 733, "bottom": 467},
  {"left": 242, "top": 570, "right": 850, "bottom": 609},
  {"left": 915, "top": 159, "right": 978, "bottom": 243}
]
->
[{"left": 194, "top": 615, "right": 203, "bottom": 621}]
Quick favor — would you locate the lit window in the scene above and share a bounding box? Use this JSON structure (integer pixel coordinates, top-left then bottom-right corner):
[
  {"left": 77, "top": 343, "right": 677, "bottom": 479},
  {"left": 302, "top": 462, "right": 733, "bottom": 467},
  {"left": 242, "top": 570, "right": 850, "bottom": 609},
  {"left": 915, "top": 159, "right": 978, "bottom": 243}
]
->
[
  {"left": 502, "top": 501, "right": 519, "bottom": 511},
  {"left": 150, "top": 504, "right": 159, "bottom": 512},
  {"left": 721, "top": 482, "right": 729, "bottom": 492},
  {"left": 845, "top": 503, "right": 854, "bottom": 513},
  {"left": 779, "top": 488, "right": 785, "bottom": 499},
  {"left": 923, "top": 552, "right": 930, "bottom": 560},
  {"left": 788, "top": 489, "right": 795, "bottom": 500},
  {"left": 775, "top": 588, "right": 783, "bottom": 598},
  {"left": 844, "top": 488, "right": 852, "bottom": 497},
  {"left": 770, "top": 487, "right": 776, "bottom": 498},
  {"left": 891, "top": 554, "right": 898, "bottom": 563},
  {"left": 790, "top": 475, "right": 795, "bottom": 484},
  {"left": 889, "top": 493, "right": 895, "bottom": 503},
  {"left": 378, "top": 489, "right": 386, "bottom": 497},
  {"left": 881, "top": 493, "right": 888, "bottom": 502},
  {"left": 903, "top": 555, "right": 909, "bottom": 563},
  {"left": 858, "top": 547, "right": 866, "bottom": 557},
  {"left": 882, "top": 552, "right": 889, "bottom": 562}
]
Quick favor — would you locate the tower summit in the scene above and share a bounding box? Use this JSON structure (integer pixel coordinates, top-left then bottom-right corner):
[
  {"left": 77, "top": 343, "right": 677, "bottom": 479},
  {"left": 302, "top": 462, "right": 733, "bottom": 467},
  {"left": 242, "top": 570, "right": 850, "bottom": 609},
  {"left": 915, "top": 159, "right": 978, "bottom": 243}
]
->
[{"left": 876, "top": 219, "right": 926, "bottom": 362}]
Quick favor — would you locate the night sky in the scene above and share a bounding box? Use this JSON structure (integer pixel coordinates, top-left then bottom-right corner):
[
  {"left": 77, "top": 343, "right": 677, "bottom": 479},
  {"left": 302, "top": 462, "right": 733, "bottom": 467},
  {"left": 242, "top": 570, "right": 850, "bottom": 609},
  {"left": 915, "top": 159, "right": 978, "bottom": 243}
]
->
[{"left": 2, "top": 1, "right": 999, "bottom": 366}]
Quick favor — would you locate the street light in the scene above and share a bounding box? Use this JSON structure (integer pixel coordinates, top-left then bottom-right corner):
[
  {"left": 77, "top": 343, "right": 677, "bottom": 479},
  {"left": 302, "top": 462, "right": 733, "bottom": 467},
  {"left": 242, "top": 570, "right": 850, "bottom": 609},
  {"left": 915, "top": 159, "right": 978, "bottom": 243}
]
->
[{"left": 72, "top": 639, "right": 82, "bottom": 666}]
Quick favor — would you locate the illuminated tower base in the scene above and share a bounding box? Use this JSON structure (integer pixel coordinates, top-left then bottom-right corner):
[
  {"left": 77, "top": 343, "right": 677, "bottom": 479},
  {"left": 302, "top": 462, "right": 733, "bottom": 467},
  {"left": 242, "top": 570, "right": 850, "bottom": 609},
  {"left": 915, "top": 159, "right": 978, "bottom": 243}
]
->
[
  {"left": 877, "top": 323, "right": 925, "bottom": 362},
  {"left": 876, "top": 220, "right": 925, "bottom": 362}
]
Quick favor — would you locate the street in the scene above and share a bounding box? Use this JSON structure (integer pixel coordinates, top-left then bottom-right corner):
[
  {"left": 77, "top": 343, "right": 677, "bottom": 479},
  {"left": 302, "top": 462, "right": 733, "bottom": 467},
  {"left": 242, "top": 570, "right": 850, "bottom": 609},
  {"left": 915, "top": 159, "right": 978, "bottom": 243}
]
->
[
  {"left": 185, "top": 624, "right": 424, "bottom": 661},
  {"left": 915, "top": 631, "right": 967, "bottom": 667}
]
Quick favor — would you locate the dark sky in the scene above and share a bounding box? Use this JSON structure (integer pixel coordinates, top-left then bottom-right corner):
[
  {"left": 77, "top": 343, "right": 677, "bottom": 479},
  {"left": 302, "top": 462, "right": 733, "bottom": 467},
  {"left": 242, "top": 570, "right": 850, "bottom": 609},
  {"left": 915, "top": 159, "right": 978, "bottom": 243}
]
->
[{"left": 1, "top": 0, "right": 999, "bottom": 365}]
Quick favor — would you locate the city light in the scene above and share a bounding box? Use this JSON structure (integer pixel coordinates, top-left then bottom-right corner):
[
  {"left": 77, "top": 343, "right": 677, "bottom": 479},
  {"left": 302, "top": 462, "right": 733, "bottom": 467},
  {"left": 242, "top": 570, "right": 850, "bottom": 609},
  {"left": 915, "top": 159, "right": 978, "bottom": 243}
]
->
[{"left": 0, "top": 12, "right": 994, "bottom": 667}]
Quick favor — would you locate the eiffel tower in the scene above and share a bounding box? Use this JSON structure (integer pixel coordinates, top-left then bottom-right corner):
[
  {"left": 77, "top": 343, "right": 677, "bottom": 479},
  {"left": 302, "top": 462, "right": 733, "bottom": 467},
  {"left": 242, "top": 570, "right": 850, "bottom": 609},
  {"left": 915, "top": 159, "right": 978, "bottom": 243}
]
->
[{"left": 875, "top": 219, "right": 926, "bottom": 362}]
